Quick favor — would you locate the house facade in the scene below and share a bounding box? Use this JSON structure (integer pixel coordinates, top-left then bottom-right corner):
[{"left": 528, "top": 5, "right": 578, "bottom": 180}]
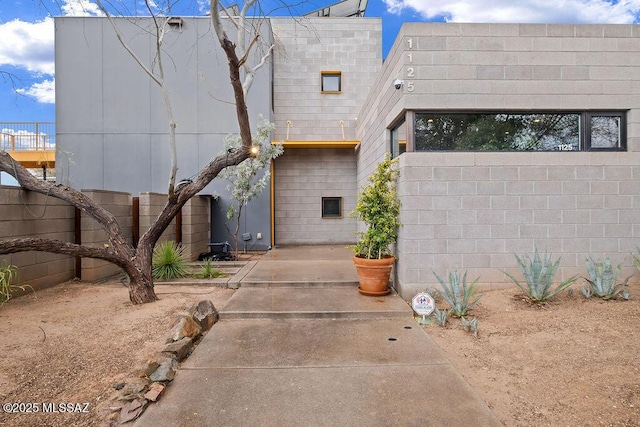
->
[{"left": 55, "top": 16, "right": 640, "bottom": 298}]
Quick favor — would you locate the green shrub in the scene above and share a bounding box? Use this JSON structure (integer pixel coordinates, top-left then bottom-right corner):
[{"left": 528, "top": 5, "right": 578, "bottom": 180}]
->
[
  {"left": 434, "top": 270, "right": 482, "bottom": 317},
  {"left": 505, "top": 247, "right": 577, "bottom": 303},
  {"left": 194, "top": 259, "right": 224, "bottom": 279},
  {"left": 0, "top": 261, "right": 32, "bottom": 306},
  {"left": 152, "top": 241, "right": 188, "bottom": 280},
  {"left": 582, "top": 257, "right": 630, "bottom": 300}
]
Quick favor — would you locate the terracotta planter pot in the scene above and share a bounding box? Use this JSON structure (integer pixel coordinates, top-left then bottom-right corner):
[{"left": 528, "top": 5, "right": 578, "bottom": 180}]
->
[{"left": 352, "top": 255, "right": 395, "bottom": 296}]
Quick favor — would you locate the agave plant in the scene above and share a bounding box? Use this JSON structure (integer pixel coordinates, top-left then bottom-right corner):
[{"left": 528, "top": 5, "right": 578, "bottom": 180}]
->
[
  {"left": 583, "top": 257, "right": 631, "bottom": 300},
  {"left": 433, "top": 307, "right": 449, "bottom": 327},
  {"left": 152, "top": 241, "right": 188, "bottom": 280},
  {"left": 633, "top": 246, "right": 640, "bottom": 273},
  {"left": 505, "top": 247, "right": 577, "bottom": 303},
  {"left": 461, "top": 316, "right": 479, "bottom": 339},
  {"left": 434, "top": 270, "right": 482, "bottom": 317}
]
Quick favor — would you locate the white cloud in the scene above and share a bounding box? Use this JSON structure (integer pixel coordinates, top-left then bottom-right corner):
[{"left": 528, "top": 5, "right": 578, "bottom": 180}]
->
[
  {"left": 17, "top": 79, "right": 55, "bottom": 104},
  {"left": 0, "top": 17, "right": 55, "bottom": 75},
  {"left": 61, "top": 0, "right": 104, "bottom": 17},
  {"left": 0, "top": 0, "right": 103, "bottom": 104},
  {"left": 383, "top": 0, "right": 640, "bottom": 24}
]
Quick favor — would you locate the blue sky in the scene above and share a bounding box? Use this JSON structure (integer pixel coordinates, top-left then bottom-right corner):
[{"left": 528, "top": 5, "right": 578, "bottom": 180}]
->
[{"left": 1, "top": 0, "right": 640, "bottom": 123}]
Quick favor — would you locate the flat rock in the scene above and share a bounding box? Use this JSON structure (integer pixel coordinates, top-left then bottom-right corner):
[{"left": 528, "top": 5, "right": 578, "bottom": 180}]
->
[
  {"left": 143, "top": 383, "right": 166, "bottom": 402},
  {"left": 162, "top": 337, "right": 193, "bottom": 362}
]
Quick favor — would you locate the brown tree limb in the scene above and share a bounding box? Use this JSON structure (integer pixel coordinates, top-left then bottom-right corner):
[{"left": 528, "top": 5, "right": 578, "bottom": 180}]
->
[{"left": 0, "top": 238, "right": 129, "bottom": 269}]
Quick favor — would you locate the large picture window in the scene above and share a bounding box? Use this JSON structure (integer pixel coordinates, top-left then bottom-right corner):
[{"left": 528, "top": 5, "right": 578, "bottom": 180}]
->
[{"left": 414, "top": 112, "right": 625, "bottom": 152}]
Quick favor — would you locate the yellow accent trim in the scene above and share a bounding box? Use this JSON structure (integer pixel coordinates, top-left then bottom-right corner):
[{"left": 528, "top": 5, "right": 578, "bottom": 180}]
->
[
  {"left": 7, "top": 150, "right": 55, "bottom": 168},
  {"left": 270, "top": 160, "right": 275, "bottom": 248},
  {"left": 272, "top": 140, "right": 359, "bottom": 149}
]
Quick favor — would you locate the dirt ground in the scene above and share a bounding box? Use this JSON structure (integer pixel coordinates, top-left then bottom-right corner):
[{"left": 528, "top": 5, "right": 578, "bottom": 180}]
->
[
  {"left": 425, "top": 283, "right": 640, "bottom": 427},
  {"left": 0, "top": 279, "right": 638, "bottom": 426},
  {"left": 0, "top": 280, "right": 235, "bottom": 427}
]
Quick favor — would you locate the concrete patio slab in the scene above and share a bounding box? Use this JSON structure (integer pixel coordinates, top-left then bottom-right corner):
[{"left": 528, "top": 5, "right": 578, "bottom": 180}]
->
[{"left": 135, "top": 318, "right": 501, "bottom": 427}]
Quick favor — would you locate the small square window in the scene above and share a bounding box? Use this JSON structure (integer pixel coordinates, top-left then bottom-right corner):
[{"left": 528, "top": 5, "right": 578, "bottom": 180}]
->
[
  {"left": 322, "top": 197, "right": 342, "bottom": 218},
  {"left": 321, "top": 72, "right": 341, "bottom": 93},
  {"left": 587, "top": 113, "right": 625, "bottom": 151}
]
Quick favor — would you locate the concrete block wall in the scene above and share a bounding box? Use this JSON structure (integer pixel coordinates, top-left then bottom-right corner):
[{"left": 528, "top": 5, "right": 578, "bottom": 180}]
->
[
  {"left": 355, "top": 23, "right": 640, "bottom": 299},
  {"left": 271, "top": 17, "right": 382, "bottom": 142},
  {"left": 0, "top": 185, "right": 75, "bottom": 291},
  {"left": 138, "top": 192, "right": 177, "bottom": 246},
  {"left": 181, "top": 195, "right": 210, "bottom": 259},
  {"left": 274, "top": 149, "right": 357, "bottom": 244},
  {"left": 395, "top": 152, "right": 640, "bottom": 299},
  {"left": 80, "top": 189, "right": 133, "bottom": 281}
]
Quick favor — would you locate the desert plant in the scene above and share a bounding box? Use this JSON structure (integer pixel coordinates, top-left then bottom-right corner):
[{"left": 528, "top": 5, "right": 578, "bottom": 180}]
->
[
  {"left": 433, "top": 308, "right": 449, "bottom": 327},
  {"left": 582, "top": 257, "right": 631, "bottom": 300},
  {"left": 461, "top": 316, "right": 479, "bottom": 339},
  {"left": 633, "top": 246, "right": 640, "bottom": 272},
  {"left": 505, "top": 247, "right": 577, "bottom": 303},
  {"left": 0, "top": 261, "right": 32, "bottom": 305},
  {"left": 194, "top": 259, "right": 224, "bottom": 279},
  {"left": 350, "top": 153, "right": 401, "bottom": 259},
  {"left": 434, "top": 270, "right": 482, "bottom": 317},
  {"left": 152, "top": 241, "right": 188, "bottom": 280}
]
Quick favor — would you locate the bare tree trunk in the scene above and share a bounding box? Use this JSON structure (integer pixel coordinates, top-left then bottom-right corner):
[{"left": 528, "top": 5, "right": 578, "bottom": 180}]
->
[{"left": 0, "top": 2, "right": 273, "bottom": 305}]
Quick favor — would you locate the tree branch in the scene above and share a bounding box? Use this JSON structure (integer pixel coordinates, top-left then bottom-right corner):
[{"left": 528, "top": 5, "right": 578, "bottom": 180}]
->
[{"left": 0, "top": 238, "right": 129, "bottom": 269}]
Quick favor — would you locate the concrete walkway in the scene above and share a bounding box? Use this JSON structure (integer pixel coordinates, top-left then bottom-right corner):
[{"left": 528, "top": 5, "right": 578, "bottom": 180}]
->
[{"left": 135, "top": 246, "right": 501, "bottom": 427}]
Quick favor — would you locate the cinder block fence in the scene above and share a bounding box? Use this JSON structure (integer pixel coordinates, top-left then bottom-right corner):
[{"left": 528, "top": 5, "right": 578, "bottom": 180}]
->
[{"left": 0, "top": 186, "right": 210, "bottom": 292}]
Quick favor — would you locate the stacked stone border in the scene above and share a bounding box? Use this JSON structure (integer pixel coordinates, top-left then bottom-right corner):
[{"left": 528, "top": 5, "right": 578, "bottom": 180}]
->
[{"left": 98, "top": 299, "right": 219, "bottom": 425}]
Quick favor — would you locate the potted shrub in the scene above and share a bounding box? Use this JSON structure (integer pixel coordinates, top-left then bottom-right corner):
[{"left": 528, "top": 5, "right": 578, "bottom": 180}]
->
[{"left": 350, "top": 153, "right": 401, "bottom": 296}]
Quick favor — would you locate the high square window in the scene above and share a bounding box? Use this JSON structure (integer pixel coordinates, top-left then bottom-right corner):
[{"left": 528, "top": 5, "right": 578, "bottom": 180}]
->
[
  {"left": 322, "top": 197, "right": 342, "bottom": 218},
  {"left": 321, "top": 71, "right": 342, "bottom": 93}
]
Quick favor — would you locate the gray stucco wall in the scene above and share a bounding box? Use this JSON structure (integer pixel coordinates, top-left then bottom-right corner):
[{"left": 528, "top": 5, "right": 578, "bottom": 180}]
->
[
  {"left": 55, "top": 16, "right": 275, "bottom": 250},
  {"left": 357, "top": 23, "right": 640, "bottom": 299},
  {"left": 274, "top": 149, "right": 357, "bottom": 245}
]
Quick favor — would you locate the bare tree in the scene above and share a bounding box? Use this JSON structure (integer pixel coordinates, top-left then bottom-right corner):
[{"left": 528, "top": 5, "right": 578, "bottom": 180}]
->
[{"left": 0, "top": 0, "right": 274, "bottom": 304}]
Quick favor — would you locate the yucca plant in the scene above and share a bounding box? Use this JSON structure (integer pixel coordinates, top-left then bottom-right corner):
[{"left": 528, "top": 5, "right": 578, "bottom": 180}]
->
[
  {"left": 582, "top": 257, "right": 631, "bottom": 300},
  {"left": 152, "top": 241, "right": 188, "bottom": 280},
  {"left": 194, "top": 259, "right": 224, "bottom": 279},
  {"left": 505, "top": 247, "right": 577, "bottom": 303},
  {"left": 434, "top": 270, "right": 482, "bottom": 317}
]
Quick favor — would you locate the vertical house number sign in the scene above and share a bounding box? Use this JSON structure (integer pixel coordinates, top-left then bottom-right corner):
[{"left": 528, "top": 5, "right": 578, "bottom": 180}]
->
[{"left": 405, "top": 38, "right": 415, "bottom": 92}]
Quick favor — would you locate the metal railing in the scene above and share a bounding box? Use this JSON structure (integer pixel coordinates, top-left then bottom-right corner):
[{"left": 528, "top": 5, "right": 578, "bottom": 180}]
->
[{"left": 0, "top": 122, "right": 55, "bottom": 151}]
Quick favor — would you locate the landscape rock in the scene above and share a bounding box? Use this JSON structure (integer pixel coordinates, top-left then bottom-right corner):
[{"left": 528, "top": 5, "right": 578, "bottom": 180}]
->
[
  {"left": 162, "top": 337, "right": 193, "bottom": 362},
  {"left": 167, "top": 315, "right": 202, "bottom": 343},
  {"left": 135, "top": 355, "right": 160, "bottom": 378},
  {"left": 149, "top": 355, "right": 178, "bottom": 382},
  {"left": 115, "top": 378, "right": 151, "bottom": 401},
  {"left": 119, "top": 398, "right": 147, "bottom": 424},
  {"left": 143, "top": 382, "right": 166, "bottom": 402},
  {"left": 188, "top": 300, "right": 218, "bottom": 331}
]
